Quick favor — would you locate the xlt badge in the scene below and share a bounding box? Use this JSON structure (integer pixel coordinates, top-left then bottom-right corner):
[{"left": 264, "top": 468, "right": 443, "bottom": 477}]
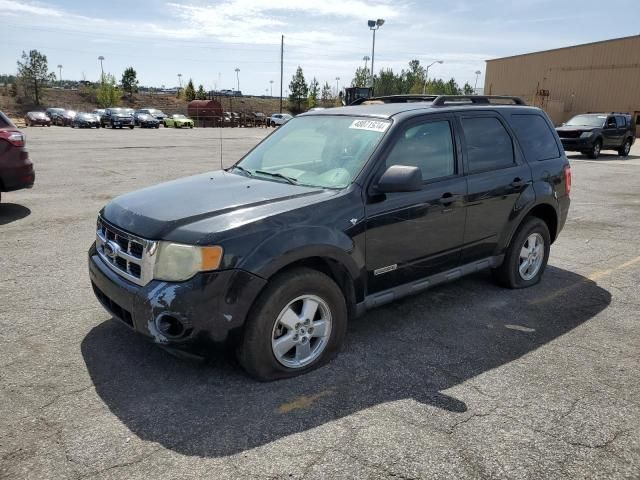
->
[{"left": 374, "top": 264, "right": 398, "bottom": 276}]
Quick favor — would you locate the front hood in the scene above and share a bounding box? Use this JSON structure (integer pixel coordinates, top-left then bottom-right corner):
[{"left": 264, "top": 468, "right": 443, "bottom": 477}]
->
[
  {"left": 556, "top": 126, "right": 597, "bottom": 133},
  {"left": 101, "top": 171, "right": 327, "bottom": 239}
]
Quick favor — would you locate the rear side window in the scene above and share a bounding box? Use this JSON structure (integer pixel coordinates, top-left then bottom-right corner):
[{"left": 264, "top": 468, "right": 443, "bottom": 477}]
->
[
  {"left": 510, "top": 114, "right": 560, "bottom": 161},
  {"left": 461, "top": 117, "right": 514, "bottom": 173},
  {"left": 615, "top": 116, "right": 627, "bottom": 128},
  {"left": 0, "top": 111, "right": 13, "bottom": 128}
]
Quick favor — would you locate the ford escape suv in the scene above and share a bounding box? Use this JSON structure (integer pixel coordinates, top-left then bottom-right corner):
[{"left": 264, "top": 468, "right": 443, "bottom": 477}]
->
[{"left": 89, "top": 95, "right": 571, "bottom": 381}]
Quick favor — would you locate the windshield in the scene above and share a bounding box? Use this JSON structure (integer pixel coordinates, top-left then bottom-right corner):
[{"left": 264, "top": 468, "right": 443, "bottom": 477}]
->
[
  {"left": 565, "top": 115, "right": 606, "bottom": 127},
  {"left": 174, "top": 114, "right": 185, "bottom": 118},
  {"left": 235, "top": 116, "right": 390, "bottom": 188}
]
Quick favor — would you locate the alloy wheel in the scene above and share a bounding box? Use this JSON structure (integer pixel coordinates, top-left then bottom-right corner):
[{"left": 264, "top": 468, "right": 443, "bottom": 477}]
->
[
  {"left": 519, "top": 233, "right": 544, "bottom": 281},
  {"left": 271, "top": 295, "right": 332, "bottom": 369}
]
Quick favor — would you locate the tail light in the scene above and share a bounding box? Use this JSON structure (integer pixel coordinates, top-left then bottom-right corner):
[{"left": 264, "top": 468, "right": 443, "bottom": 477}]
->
[
  {"left": 563, "top": 165, "right": 571, "bottom": 196},
  {"left": 0, "top": 130, "right": 26, "bottom": 147}
]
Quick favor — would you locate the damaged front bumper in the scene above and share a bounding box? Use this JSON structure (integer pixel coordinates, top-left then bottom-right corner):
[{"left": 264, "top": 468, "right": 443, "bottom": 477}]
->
[{"left": 88, "top": 243, "right": 266, "bottom": 353}]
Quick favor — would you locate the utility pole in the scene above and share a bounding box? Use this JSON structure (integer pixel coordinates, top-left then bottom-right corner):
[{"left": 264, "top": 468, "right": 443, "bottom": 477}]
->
[
  {"left": 269, "top": 79, "right": 274, "bottom": 97},
  {"left": 280, "top": 35, "right": 284, "bottom": 113},
  {"left": 234, "top": 68, "right": 240, "bottom": 92},
  {"left": 57, "top": 64, "right": 62, "bottom": 87},
  {"left": 335, "top": 77, "right": 340, "bottom": 97}
]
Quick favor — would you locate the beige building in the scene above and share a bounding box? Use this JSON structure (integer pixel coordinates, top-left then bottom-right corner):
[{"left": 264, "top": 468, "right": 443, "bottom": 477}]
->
[{"left": 484, "top": 35, "right": 640, "bottom": 135}]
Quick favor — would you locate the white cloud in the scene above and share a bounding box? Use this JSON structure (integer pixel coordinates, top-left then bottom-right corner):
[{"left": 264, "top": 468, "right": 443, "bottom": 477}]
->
[{"left": 0, "top": 0, "right": 63, "bottom": 17}]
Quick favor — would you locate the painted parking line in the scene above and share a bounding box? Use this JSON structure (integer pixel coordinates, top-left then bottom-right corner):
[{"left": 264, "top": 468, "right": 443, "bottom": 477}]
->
[{"left": 529, "top": 255, "right": 640, "bottom": 305}]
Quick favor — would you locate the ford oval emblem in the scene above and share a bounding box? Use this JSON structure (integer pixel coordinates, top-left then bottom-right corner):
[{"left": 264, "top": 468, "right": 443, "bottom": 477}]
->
[{"left": 103, "top": 240, "right": 120, "bottom": 259}]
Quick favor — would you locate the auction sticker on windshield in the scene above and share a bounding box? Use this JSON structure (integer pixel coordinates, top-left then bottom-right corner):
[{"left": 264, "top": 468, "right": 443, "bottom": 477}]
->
[{"left": 349, "top": 119, "right": 390, "bottom": 133}]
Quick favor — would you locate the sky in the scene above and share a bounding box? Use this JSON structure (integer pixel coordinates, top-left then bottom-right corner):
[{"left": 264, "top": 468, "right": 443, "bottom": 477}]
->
[{"left": 1, "top": 0, "right": 639, "bottom": 95}]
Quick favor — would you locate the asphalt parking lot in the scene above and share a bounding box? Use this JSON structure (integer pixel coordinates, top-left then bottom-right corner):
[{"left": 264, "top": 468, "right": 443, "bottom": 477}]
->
[{"left": 1, "top": 126, "right": 639, "bottom": 479}]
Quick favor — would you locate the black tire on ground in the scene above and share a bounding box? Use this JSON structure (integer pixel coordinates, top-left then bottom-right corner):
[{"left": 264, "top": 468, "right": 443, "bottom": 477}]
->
[
  {"left": 111, "top": 125, "right": 116, "bottom": 129},
  {"left": 189, "top": 125, "right": 193, "bottom": 129},
  {"left": 129, "top": 125, "right": 134, "bottom": 129},
  {"left": 155, "top": 124, "right": 160, "bottom": 129},
  {"left": 237, "top": 267, "right": 348, "bottom": 381},
  {"left": 588, "top": 140, "right": 601, "bottom": 159},
  {"left": 618, "top": 139, "right": 632, "bottom": 157},
  {"left": 492, "top": 216, "right": 551, "bottom": 289}
]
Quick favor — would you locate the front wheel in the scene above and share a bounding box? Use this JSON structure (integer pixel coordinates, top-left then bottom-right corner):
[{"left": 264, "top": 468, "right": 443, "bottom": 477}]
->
[
  {"left": 237, "top": 268, "right": 347, "bottom": 381},
  {"left": 618, "top": 139, "right": 632, "bottom": 157},
  {"left": 588, "top": 140, "right": 601, "bottom": 159},
  {"left": 492, "top": 217, "right": 550, "bottom": 289},
  {"left": 129, "top": 125, "right": 134, "bottom": 129}
]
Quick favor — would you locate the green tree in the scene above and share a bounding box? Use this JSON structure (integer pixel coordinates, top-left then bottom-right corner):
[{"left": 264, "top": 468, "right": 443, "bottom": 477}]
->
[
  {"left": 463, "top": 82, "right": 474, "bottom": 95},
  {"left": 96, "top": 73, "right": 120, "bottom": 107},
  {"left": 320, "top": 81, "right": 332, "bottom": 105},
  {"left": 307, "top": 77, "right": 319, "bottom": 109},
  {"left": 196, "top": 84, "right": 207, "bottom": 100},
  {"left": 16, "top": 50, "right": 55, "bottom": 105},
  {"left": 351, "top": 66, "right": 370, "bottom": 88},
  {"left": 184, "top": 79, "right": 196, "bottom": 101},
  {"left": 288, "top": 66, "right": 308, "bottom": 113},
  {"left": 121, "top": 67, "right": 138, "bottom": 98}
]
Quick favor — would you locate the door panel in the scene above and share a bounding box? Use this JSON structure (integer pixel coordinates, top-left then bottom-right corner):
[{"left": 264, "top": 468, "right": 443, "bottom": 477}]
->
[
  {"left": 364, "top": 116, "right": 467, "bottom": 294},
  {"left": 456, "top": 112, "right": 533, "bottom": 262}
]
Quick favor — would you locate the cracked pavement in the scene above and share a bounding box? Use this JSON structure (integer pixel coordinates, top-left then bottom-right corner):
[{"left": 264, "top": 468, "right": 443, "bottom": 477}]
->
[{"left": 1, "top": 128, "right": 639, "bottom": 479}]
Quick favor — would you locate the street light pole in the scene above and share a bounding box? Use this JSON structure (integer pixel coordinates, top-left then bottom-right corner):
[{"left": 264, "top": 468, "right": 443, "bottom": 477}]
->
[
  {"left": 177, "top": 73, "right": 182, "bottom": 89},
  {"left": 367, "top": 19, "right": 384, "bottom": 90},
  {"left": 335, "top": 77, "right": 340, "bottom": 97},
  {"left": 422, "top": 60, "right": 444, "bottom": 94},
  {"left": 269, "top": 79, "right": 274, "bottom": 97},
  {"left": 362, "top": 55, "right": 370, "bottom": 71},
  {"left": 235, "top": 68, "right": 240, "bottom": 92},
  {"left": 57, "top": 64, "right": 62, "bottom": 86},
  {"left": 98, "top": 56, "right": 105, "bottom": 84},
  {"left": 474, "top": 70, "right": 482, "bottom": 93}
]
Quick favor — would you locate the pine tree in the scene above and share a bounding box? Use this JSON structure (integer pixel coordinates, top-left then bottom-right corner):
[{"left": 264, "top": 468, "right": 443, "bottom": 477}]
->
[
  {"left": 16, "top": 50, "right": 55, "bottom": 105},
  {"left": 184, "top": 79, "right": 196, "bottom": 101},
  {"left": 307, "top": 77, "right": 319, "bottom": 109},
  {"left": 121, "top": 67, "right": 138, "bottom": 98},
  {"left": 196, "top": 84, "right": 207, "bottom": 100},
  {"left": 288, "top": 66, "right": 308, "bottom": 113}
]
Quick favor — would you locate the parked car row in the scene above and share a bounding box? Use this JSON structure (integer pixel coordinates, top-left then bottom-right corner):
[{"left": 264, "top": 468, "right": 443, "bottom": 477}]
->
[{"left": 24, "top": 108, "right": 194, "bottom": 130}]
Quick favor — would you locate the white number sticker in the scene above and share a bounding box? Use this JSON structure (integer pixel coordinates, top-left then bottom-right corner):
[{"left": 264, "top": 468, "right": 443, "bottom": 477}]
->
[{"left": 349, "top": 119, "right": 390, "bottom": 133}]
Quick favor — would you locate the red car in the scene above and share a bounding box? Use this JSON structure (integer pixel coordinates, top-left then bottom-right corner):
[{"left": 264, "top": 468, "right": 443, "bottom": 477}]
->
[
  {"left": 25, "top": 111, "right": 51, "bottom": 127},
  {"left": 0, "top": 111, "right": 34, "bottom": 202}
]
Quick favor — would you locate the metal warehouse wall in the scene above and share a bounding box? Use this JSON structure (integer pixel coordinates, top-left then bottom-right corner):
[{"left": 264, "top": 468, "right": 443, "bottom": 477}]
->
[{"left": 484, "top": 35, "right": 640, "bottom": 131}]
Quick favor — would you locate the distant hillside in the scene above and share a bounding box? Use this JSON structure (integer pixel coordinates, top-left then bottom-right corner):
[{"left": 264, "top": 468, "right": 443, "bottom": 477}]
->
[{"left": 0, "top": 88, "right": 288, "bottom": 118}]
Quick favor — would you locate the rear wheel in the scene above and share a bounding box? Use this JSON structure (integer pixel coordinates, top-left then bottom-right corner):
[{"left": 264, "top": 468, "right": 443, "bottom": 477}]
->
[
  {"left": 237, "top": 268, "right": 347, "bottom": 381},
  {"left": 588, "top": 140, "right": 601, "bottom": 159},
  {"left": 492, "top": 217, "right": 550, "bottom": 289},
  {"left": 129, "top": 125, "right": 134, "bottom": 129},
  {"left": 618, "top": 138, "right": 632, "bottom": 157}
]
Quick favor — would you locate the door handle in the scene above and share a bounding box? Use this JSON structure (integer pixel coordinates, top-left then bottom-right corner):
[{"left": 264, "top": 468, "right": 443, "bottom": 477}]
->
[
  {"left": 438, "top": 193, "right": 463, "bottom": 205},
  {"left": 510, "top": 178, "right": 528, "bottom": 188}
]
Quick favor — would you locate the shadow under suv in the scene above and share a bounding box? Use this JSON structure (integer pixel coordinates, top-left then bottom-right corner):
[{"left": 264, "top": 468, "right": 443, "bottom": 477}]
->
[
  {"left": 556, "top": 113, "right": 635, "bottom": 158},
  {"left": 88, "top": 95, "right": 571, "bottom": 380}
]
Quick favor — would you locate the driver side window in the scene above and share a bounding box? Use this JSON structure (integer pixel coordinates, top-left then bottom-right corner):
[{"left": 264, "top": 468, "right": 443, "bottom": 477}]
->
[{"left": 385, "top": 120, "right": 455, "bottom": 181}]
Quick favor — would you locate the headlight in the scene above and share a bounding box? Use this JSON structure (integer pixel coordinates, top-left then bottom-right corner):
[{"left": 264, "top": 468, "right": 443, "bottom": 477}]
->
[
  {"left": 154, "top": 242, "right": 223, "bottom": 282},
  {"left": 580, "top": 131, "right": 593, "bottom": 138}
]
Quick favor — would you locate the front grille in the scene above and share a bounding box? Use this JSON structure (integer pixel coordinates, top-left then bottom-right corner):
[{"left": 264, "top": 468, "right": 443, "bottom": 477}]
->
[
  {"left": 96, "top": 216, "right": 156, "bottom": 286},
  {"left": 557, "top": 130, "right": 582, "bottom": 139}
]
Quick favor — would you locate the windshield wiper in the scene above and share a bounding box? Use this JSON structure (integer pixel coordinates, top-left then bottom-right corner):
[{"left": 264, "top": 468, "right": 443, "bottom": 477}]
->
[
  {"left": 228, "top": 165, "right": 253, "bottom": 177},
  {"left": 254, "top": 170, "right": 299, "bottom": 185}
]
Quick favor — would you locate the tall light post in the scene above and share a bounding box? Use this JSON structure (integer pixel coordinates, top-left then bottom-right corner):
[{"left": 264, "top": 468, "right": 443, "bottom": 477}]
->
[
  {"left": 57, "top": 64, "right": 63, "bottom": 86},
  {"left": 367, "top": 18, "right": 384, "bottom": 89},
  {"left": 269, "top": 79, "right": 274, "bottom": 97},
  {"left": 362, "top": 55, "right": 370, "bottom": 71},
  {"left": 335, "top": 76, "right": 340, "bottom": 97},
  {"left": 422, "top": 60, "right": 444, "bottom": 94},
  {"left": 474, "top": 70, "right": 482, "bottom": 93},
  {"left": 177, "top": 73, "right": 182, "bottom": 89},
  {"left": 98, "top": 56, "right": 105, "bottom": 84},
  {"left": 234, "top": 68, "right": 240, "bottom": 92}
]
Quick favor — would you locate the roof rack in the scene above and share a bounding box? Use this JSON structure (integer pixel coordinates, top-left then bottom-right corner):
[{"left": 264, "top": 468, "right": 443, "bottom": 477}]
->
[
  {"left": 349, "top": 95, "right": 437, "bottom": 105},
  {"left": 431, "top": 95, "right": 526, "bottom": 106}
]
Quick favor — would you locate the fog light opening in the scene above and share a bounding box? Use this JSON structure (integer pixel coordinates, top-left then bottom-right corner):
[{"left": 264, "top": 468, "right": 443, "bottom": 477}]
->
[{"left": 155, "top": 314, "right": 185, "bottom": 339}]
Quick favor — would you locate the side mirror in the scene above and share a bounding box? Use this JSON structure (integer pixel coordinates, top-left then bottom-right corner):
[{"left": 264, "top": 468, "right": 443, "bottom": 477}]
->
[{"left": 376, "top": 165, "right": 422, "bottom": 193}]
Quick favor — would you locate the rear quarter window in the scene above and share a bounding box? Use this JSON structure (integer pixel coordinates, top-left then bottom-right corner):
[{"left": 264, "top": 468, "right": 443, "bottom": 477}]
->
[{"left": 509, "top": 114, "right": 560, "bottom": 162}]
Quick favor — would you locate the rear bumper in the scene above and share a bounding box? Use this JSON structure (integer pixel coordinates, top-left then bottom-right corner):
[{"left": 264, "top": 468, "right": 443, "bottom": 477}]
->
[
  {"left": 88, "top": 243, "right": 267, "bottom": 353},
  {"left": 0, "top": 166, "right": 35, "bottom": 191}
]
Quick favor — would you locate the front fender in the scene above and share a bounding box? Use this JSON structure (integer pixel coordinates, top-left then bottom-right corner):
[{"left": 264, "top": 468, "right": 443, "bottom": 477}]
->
[{"left": 237, "top": 225, "right": 365, "bottom": 281}]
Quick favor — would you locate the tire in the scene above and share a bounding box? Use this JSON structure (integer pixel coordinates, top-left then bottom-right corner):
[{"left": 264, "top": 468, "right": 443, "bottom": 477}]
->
[
  {"left": 111, "top": 124, "right": 116, "bottom": 129},
  {"left": 189, "top": 125, "right": 193, "bottom": 129},
  {"left": 129, "top": 125, "right": 134, "bottom": 129},
  {"left": 618, "top": 138, "right": 632, "bottom": 157},
  {"left": 155, "top": 124, "right": 159, "bottom": 129},
  {"left": 492, "top": 217, "right": 551, "bottom": 289},
  {"left": 588, "top": 140, "right": 601, "bottom": 159},
  {"left": 237, "top": 267, "right": 348, "bottom": 381}
]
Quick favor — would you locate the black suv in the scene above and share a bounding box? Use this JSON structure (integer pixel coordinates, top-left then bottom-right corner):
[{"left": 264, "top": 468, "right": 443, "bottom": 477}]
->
[
  {"left": 101, "top": 108, "right": 135, "bottom": 129},
  {"left": 556, "top": 113, "right": 635, "bottom": 158},
  {"left": 88, "top": 95, "right": 571, "bottom": 380}
]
